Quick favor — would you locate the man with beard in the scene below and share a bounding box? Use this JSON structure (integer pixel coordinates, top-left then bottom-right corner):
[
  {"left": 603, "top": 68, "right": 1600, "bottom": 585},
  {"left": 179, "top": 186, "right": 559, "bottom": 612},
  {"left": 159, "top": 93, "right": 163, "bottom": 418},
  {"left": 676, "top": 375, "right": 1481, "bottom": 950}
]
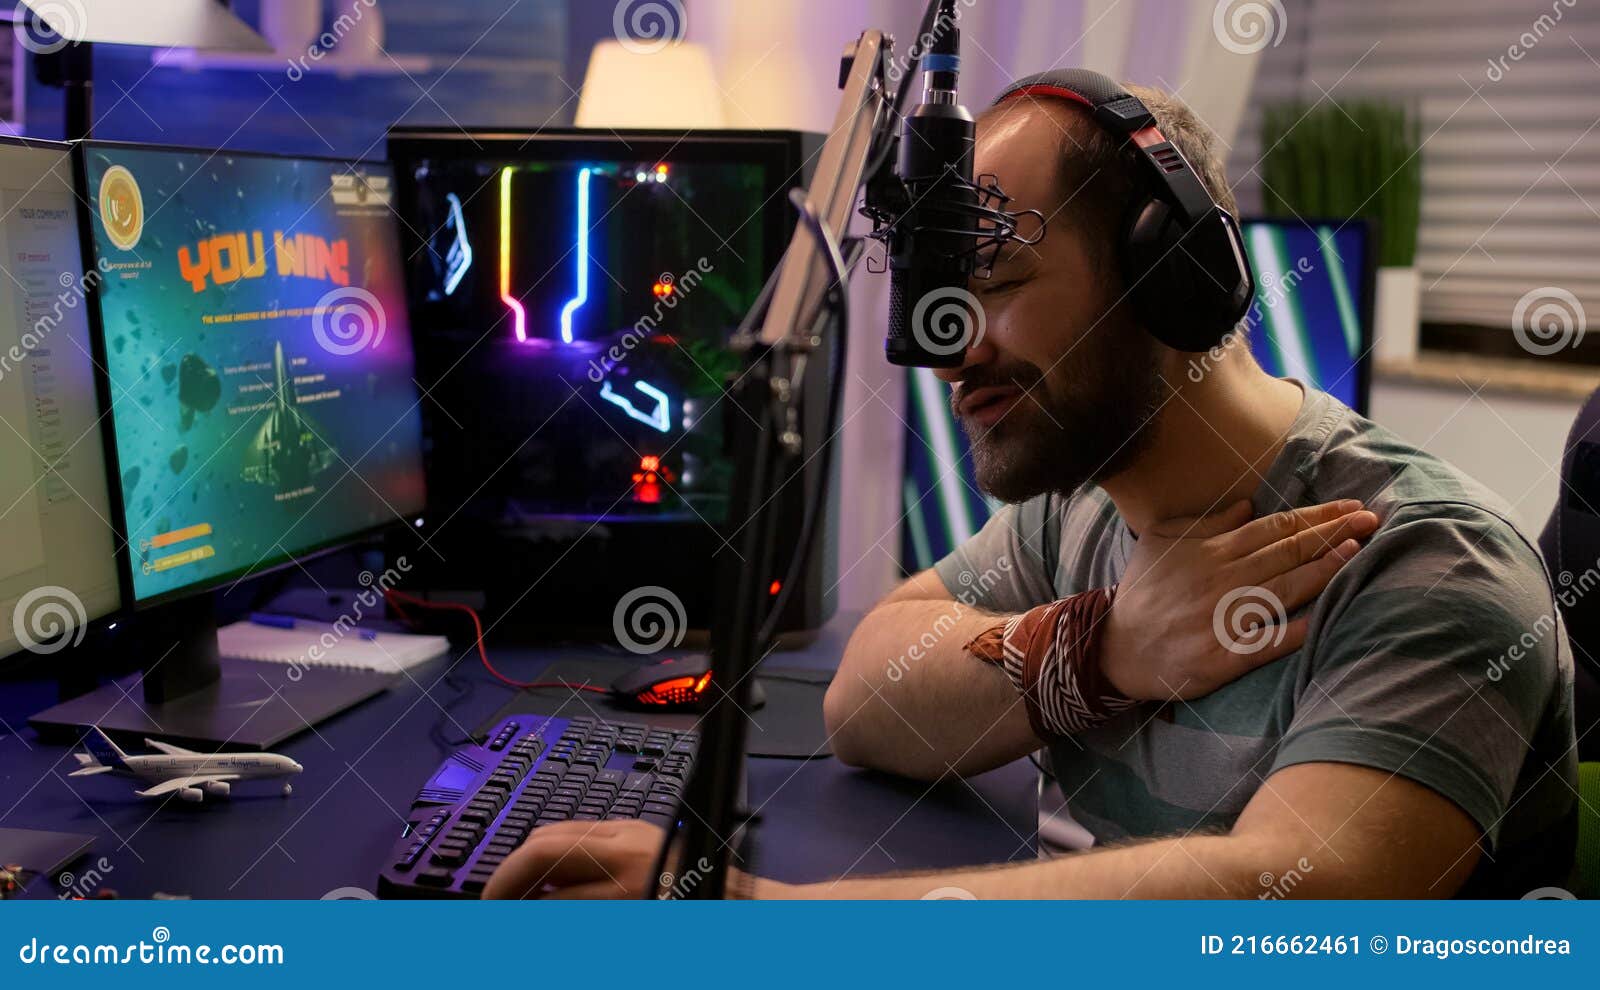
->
[{"left": 485, "top": 80, "right": 1576, "bottom": 900}]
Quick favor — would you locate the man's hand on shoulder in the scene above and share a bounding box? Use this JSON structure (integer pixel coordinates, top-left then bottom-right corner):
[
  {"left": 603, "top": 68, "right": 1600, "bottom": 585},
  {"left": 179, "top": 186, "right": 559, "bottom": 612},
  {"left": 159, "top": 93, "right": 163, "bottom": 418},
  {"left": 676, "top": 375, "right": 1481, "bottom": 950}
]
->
[
  {"left": 1099, "top": 499, "right": 1377, "bottom": 701},
  {"left": 827, "top": 498, "right": 1378, "bottom": 778}
]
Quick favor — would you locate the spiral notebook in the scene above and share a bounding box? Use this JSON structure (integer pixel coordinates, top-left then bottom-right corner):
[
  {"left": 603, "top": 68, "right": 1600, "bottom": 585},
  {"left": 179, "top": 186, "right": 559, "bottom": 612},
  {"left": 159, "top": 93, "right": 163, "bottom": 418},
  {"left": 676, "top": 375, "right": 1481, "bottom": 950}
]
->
[{"left": 217, "top": 620, "right": 450, "bottom": 674}]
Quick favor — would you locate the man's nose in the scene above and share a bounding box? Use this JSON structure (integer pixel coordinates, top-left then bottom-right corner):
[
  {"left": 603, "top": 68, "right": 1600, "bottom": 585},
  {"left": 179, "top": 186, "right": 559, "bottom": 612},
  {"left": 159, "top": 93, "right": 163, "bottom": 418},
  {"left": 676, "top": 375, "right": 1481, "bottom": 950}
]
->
[{"left": 930, "top": 321, "right": 996, "bottom": 383}]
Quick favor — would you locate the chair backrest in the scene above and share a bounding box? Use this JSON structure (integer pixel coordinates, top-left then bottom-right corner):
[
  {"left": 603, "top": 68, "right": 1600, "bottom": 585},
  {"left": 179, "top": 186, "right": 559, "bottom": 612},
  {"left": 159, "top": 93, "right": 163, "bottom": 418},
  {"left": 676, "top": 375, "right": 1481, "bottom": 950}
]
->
[{"left": 1538, "top": 383, "right": 1600, "bottom": 762}]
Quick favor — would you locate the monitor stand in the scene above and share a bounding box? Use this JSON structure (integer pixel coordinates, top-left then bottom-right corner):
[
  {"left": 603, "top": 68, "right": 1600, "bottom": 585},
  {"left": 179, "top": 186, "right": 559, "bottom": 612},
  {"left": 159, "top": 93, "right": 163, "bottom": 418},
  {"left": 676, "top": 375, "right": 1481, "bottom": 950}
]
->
[{"left": 28, "top": 596, "right": 392, "bottom": 750}]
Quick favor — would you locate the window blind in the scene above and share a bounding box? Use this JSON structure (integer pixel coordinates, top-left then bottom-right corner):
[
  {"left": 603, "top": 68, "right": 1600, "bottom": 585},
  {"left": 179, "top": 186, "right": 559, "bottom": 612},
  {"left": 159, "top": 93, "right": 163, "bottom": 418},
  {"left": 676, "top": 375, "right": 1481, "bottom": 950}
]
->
[{"left": 1227, "top": 0, "right": 1600, "bottom": 332}]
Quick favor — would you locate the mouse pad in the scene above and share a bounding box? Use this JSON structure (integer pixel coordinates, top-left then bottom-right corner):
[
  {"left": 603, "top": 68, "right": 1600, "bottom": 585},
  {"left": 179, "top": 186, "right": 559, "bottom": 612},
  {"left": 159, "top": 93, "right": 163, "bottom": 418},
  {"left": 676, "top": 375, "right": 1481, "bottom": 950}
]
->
[{"left": 475, "top": 659, "right": 835, "bottom": 759}]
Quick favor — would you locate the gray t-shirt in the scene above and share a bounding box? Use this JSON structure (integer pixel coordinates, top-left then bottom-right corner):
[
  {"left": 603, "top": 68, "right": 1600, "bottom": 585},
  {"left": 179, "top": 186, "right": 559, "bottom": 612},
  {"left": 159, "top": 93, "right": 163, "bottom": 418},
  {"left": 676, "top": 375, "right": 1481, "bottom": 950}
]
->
[{"left": 935, "top": 386, "right": 1577, "bottom": 897}]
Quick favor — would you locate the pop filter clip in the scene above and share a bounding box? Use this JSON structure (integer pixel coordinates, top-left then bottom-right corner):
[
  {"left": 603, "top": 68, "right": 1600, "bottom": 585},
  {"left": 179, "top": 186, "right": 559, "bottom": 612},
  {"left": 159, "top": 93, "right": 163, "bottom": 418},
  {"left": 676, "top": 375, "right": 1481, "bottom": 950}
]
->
[{"left": 860, "top": 166, "right": 1042, "bottom": 276}]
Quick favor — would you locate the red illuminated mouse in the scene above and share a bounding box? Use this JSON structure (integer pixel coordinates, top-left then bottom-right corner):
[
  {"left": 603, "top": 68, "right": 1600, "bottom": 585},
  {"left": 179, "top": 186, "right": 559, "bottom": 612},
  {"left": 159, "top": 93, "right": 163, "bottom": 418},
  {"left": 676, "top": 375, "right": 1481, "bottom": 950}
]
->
[{"left": 609, "top": 654, "right": 766, "bottom": 711}]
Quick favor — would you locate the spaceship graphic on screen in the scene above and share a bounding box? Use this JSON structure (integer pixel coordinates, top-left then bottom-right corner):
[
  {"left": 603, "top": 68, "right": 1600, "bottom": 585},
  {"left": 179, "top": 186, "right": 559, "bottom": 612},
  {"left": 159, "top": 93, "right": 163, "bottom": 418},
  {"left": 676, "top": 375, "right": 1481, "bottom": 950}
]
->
[{"left": 241, "top": 341, "right": 336, "bottom": 494}]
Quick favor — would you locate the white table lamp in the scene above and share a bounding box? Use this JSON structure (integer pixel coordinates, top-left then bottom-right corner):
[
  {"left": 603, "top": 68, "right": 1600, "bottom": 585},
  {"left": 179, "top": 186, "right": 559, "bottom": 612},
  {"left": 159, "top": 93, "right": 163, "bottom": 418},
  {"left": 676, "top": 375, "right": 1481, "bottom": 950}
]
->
[{"left": 576, "top": 40, "right": 727, "bottom": 129}]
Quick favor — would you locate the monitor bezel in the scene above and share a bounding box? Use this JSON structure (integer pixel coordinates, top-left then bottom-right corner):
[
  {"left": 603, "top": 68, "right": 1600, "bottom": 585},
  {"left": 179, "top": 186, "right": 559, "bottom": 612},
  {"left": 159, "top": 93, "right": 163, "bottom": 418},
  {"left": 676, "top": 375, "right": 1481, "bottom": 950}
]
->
[
  {"left": 0, "top": 134, "right": 128, "bottom": 667},
  {"left": 1239, "top": 214, "right": 1377, "bottom": 417},
  {"left": 72, "top": 139, "right": 428, "bottom": 612}
]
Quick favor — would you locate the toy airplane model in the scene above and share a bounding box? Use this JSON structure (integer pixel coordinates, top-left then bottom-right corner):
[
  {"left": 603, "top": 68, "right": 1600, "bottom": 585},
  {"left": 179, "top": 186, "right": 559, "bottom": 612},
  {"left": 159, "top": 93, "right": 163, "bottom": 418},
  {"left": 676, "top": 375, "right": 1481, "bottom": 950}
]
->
[{"left": 69, "top": 727, "right": 303, "bottom": 802}]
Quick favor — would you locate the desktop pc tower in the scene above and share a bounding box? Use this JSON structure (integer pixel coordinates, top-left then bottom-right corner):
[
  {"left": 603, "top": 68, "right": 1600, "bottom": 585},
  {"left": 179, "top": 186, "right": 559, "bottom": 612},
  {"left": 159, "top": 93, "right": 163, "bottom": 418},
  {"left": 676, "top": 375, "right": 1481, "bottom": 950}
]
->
[{"left": 385, "top": 128, "right": 837, "bottom": 638}]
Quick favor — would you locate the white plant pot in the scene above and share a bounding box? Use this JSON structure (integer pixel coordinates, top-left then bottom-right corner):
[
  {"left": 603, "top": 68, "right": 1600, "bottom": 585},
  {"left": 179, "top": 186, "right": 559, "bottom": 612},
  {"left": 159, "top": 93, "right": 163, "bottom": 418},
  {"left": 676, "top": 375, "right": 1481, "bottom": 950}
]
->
[
  {"left": 261, "top": 0, "right": 322, "bottom": 54},
  {"left": 1373, "top": 266, "right": 1421, "bottom": 363}
]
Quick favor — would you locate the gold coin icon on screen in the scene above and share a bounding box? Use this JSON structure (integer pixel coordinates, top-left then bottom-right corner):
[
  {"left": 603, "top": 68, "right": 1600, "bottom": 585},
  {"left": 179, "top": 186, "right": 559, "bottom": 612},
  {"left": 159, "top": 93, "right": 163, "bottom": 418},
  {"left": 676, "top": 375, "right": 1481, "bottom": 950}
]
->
[{"left": 99, "top": 165, "right": 144, "bottom": 251}]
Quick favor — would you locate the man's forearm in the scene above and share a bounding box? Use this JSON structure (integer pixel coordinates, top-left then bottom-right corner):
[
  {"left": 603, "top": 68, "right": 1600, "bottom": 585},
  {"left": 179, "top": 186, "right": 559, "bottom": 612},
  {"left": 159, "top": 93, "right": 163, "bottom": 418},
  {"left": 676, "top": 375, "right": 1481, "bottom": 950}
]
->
[
  {"left": 824, "top": 598, "right": 1038, "bottom": 780},
  {"left": 742, "top": 762, "right": 1482, "bottom": 900},
  {"left": 748, "top": 838, "right": 1248, "bottom": 908},
  {"left": 752, "top": 834, "right": 1320, "bottom": 900}
]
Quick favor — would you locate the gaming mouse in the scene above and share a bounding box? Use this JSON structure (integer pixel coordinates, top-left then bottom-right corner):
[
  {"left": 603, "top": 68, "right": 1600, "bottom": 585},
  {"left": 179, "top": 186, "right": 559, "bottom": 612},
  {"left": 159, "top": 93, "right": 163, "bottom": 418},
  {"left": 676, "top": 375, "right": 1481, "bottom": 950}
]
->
[{"left": 609, "top": 654, "right": 766, "bottom": 711}]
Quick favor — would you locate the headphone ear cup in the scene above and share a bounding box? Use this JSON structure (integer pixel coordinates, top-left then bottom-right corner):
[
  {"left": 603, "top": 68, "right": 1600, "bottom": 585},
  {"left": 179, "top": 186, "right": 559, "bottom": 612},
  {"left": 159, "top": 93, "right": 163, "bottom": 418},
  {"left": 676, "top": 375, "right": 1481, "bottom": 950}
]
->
[{"left": 1122, "top": 198, "right": 1251, "bottom": 352}]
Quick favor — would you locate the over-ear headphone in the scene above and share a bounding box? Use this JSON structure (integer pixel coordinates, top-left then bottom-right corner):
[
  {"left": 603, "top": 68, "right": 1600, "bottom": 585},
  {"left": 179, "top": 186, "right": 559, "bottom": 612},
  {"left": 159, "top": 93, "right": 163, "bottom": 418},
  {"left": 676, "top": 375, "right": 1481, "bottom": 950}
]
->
[{"left": 991, "top": 69, "right": 1254, "bottom": 352}]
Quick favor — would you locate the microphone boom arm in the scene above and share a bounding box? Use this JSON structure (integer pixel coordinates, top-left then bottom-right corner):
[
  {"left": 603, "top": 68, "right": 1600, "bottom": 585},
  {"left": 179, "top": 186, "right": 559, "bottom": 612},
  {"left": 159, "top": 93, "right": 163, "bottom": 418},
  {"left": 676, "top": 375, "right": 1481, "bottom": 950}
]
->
[
  {"left": 670, "top": 27, "right": 898, "bottom": 900},
  {"left": 669, "top": 4, "right": 1044, "bottom": 899},
  {"left": 759, "top": 30, "right": 896, "bottom": 352}
]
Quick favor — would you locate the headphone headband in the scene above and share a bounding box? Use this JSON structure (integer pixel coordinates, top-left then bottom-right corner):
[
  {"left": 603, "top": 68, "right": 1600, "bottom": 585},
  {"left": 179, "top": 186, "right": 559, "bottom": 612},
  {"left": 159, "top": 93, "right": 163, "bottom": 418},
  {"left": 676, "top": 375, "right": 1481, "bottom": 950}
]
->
[
  {"left": 992, "top": 69, "right": 1211, "bottom": 223},
  {"left": 986, "top": 68, "right": 1255, "bottom": 352}
]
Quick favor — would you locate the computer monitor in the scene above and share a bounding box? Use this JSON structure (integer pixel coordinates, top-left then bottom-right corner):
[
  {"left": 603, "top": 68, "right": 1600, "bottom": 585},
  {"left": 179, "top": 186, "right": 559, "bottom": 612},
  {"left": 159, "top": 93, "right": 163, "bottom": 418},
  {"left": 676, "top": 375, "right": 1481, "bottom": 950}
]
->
[
  {"left": 31, "top": 142, "right": 426, "bottom": 748},
  {"left": 1238, "top": 217, "right": 1375, "bottom": 415},
  {"left": 0, "top": 139, "right": 122, "bottom": 665},
  {"left": 84, "top": 146, "right": 425, "bottom": 604},
  {"left": 387, "top": 128, "right": 836, "bottom": 636}
]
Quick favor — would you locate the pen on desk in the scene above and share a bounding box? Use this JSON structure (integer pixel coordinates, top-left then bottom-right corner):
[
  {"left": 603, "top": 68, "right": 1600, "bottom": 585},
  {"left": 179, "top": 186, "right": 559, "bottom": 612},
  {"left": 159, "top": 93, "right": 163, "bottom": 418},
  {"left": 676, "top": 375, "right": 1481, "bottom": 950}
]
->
[{"left": 248, "top": 612, "right": 379, "bottom": 641}]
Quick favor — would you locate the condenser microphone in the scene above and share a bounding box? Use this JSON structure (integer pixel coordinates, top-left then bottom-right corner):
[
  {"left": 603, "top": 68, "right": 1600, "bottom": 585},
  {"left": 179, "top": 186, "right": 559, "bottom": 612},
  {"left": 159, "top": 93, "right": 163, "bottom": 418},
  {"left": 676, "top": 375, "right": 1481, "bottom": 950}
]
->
[{"left": 883, "top": 4, "right": 983, "bottom": 369}]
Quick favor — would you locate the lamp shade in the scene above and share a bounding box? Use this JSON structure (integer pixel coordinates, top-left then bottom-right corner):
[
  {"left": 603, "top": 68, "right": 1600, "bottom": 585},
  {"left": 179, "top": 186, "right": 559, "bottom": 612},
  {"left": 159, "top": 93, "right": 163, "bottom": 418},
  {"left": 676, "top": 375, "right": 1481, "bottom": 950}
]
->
[{"left": 576, "top": 40, "right": 727, "bottom": 129}]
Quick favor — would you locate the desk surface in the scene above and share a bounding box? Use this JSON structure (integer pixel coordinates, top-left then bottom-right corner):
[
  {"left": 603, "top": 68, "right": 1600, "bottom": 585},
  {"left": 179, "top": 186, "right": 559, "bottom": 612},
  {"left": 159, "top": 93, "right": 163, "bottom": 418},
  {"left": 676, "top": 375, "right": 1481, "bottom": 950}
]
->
[{"left": 0, "top": 612, "right": 1036, "bottom": 898}]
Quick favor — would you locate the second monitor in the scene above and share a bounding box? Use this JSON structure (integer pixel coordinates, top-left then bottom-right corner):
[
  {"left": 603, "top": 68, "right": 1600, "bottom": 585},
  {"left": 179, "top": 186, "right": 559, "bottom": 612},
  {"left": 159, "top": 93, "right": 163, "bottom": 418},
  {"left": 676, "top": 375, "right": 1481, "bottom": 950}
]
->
[{"left": 0, "top": 138, "right": 121, "bottom": 667}]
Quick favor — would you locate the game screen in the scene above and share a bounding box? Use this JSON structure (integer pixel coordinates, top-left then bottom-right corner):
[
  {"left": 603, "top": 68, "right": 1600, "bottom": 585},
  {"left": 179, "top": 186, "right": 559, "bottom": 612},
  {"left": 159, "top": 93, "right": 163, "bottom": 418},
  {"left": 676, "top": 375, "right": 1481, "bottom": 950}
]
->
[
  {"left": 1241, "top": 220, "right": 1370, "bottom": 413},
  {"left": 84, "top": 145, "right": 426, "bottom": 603},
  {"left": 401, "top": 155, "right": 771, "bottom": 526}
]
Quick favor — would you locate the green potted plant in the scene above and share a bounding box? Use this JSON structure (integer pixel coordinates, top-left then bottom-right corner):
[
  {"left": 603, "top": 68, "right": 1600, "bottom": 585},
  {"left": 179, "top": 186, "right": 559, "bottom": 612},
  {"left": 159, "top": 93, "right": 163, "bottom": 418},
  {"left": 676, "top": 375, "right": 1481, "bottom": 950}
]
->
[{"left": 1260, "top": 98, "right": 1423, "bottom": 361}]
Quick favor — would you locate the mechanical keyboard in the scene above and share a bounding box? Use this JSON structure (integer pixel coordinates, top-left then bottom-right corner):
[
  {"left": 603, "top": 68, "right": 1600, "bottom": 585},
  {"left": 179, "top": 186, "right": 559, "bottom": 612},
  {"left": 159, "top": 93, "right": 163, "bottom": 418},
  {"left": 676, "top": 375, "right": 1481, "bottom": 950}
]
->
[{"left": 378, "top": 714, "right": 697, "bottom": 898}]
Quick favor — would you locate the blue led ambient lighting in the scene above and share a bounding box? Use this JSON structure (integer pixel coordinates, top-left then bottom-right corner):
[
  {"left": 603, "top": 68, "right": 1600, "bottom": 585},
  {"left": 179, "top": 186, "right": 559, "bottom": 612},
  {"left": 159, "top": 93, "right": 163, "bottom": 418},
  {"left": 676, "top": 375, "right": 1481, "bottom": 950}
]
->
[
  {"left": 559, "top": 167, "right": 593, "bottom": 344},
  {"left": 443, "top": 192, "right": 472, "bottom": 296},
  {"left": 599, "top": 379, "right": 671, "bottom": 433}
]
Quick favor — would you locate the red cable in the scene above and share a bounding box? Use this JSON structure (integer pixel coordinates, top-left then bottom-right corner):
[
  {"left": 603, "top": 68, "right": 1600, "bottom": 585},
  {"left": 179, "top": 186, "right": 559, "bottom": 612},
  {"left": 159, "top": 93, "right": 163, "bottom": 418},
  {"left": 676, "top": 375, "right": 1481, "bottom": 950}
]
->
[{"left": 382, "top": 588, "right": 608, "bottom": 694}]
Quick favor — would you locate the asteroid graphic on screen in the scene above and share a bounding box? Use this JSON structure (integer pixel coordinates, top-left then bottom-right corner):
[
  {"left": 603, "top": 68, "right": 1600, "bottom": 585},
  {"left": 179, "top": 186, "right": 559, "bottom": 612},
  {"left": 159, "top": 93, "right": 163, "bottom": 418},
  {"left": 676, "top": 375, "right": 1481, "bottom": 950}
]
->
[{"left": 177, "top": 352, "right": 221, "bottom": 431}]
